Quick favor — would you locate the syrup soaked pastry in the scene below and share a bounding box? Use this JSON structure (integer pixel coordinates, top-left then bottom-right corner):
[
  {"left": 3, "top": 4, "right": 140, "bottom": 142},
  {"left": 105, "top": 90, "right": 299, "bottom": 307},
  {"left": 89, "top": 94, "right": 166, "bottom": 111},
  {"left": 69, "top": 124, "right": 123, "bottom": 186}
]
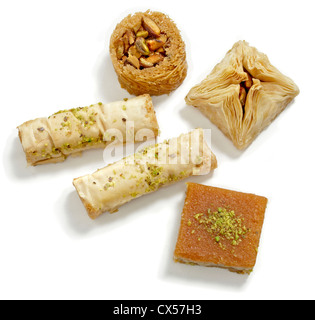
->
[
  {"left": 18, "top": 95, "right": 159, "bottom": 166},
  {"left": 174, "top": 183, "right": 268, "bottom": 274},
  {"left": 110, "top": 10, "right": 187, "bottom": 96},
  {"left": 185, "top": 41, "right": 300, "bottom": 150},
  {"left": 73, "top": 129, "right": 217, "bottom": 219}
]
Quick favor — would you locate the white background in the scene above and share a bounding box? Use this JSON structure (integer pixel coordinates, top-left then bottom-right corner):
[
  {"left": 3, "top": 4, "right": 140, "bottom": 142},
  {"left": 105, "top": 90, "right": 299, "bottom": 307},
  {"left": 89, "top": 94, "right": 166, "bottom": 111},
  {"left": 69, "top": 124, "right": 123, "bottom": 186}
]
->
[{"left": 0, "top": 0, "right": 314, "bottom": 300}]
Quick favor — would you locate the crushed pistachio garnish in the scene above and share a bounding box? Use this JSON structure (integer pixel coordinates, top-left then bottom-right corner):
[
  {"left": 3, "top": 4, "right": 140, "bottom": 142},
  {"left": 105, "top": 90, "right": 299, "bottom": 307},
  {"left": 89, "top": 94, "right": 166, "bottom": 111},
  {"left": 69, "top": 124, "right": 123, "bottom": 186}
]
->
[
  {"left": 104, "top": 181, "right": 115, "bottom": 190},
  {"left": 81, "top": 136, "right": 93, "bottom": 143},
  {"left": 53, "top": 105, "right": 99, "bottom": 130},
  {"left": 149, "top": 165, "right": 162, "bottom": 177},
  {"left": 144, "top": 165, "right": 164, "bottom": 192},
  {"left": 52, "top": 147, "right": 60, "bottom": 155},
  {"left": 62, "top": 143, "right": 71, "bottom": 149},
  {"left": 61, "top": 120, "right": 71, "bottom": 128},
  {"left": 136, "top": 177, "right": 144, "bottom": 187},
  {"left": 194, "top": 207, "right": 250, "bottom": 247},
  {"left": 130, "top": 192, "right": 139, "bottom": 198}
]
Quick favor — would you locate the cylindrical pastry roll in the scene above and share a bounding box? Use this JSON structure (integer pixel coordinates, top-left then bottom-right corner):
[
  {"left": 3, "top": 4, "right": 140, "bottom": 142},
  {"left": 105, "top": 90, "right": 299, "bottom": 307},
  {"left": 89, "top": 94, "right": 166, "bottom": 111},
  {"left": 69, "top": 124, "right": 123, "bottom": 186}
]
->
[
  {"left": 110, "top": 10, "right": 187, "bottom": 96},
  {"left": 18, "top": 94, "right": 159, "bottom": 166},
  {"left": 73, "top": 129, "right": 218, "bottom": 219}
]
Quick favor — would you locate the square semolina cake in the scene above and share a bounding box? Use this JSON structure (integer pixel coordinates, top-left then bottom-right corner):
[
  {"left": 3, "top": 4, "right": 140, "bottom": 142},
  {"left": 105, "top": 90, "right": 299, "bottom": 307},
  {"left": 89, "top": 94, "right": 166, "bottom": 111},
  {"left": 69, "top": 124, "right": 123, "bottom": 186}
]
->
[{"left": 174, "top": 183, "right": 268, "bottom": 274}]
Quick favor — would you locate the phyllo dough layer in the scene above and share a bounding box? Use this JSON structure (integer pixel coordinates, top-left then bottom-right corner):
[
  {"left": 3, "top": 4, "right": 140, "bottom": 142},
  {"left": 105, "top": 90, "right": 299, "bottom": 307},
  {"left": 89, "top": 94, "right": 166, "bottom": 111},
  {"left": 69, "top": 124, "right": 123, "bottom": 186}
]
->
[
  {"left": 18, "top": 95, "right": 159, "bottom": 166},
  {"left": 73, "top": 129, "right": 217, "bottom": 219},
  {"left": 185, "top": 41, "right": 300, "bottom": 150}
]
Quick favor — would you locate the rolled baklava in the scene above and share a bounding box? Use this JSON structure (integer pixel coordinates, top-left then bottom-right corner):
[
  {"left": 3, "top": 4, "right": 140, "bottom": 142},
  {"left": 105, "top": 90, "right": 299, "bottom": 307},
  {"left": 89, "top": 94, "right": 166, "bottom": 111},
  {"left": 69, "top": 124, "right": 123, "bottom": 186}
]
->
[
  {"left": 18, "top": 94, "right": 159, "bottom": 166},
  {"left": 110, "top": 10, "right": 187, "bottom": 96},
  {"left": 185, "top": 41, "right": 300, "bottom": 150},
  {"left": 73, "top": 128, "right": 217, "bottom": 219}
]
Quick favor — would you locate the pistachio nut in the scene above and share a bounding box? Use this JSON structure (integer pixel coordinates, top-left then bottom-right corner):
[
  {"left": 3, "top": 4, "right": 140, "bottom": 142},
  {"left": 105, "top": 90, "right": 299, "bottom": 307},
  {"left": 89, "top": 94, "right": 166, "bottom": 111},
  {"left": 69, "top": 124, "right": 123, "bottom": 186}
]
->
[
  {"left": 142, "top": 16, "right": 161, "bottom": 37},
  {"left": 135, "top": 37, "right": 150, "bottom": 56}
]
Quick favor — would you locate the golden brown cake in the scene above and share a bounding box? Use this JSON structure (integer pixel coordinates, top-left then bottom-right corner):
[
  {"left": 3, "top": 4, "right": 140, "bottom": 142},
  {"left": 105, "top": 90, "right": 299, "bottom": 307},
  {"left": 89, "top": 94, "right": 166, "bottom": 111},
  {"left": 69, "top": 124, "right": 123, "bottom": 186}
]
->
[
  {"left": 185, "top": 41, "right": 300, "bottom": 150},
  {"left": 110, "top": 10, "right": 187, "bottom": 96},
  {"left": 174, "top": 183, "right": 268, "bottom": 274}
]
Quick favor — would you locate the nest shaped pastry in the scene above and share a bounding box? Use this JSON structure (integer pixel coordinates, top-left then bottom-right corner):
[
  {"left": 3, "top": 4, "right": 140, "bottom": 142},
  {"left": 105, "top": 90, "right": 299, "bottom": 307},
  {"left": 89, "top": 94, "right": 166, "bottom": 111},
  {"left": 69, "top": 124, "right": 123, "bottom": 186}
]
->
[
  {"left": 185, "top": 41, "right": 300, "bottom": 150},
  {"left": 110, "top": 11, "right": 187, "bottom": 96}
]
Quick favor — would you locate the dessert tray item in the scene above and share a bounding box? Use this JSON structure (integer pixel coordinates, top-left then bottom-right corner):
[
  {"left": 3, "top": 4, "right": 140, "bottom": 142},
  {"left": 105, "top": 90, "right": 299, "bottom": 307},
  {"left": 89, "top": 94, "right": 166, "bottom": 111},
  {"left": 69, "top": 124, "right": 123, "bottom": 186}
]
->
[
  {"left": 174, "top": 183, "right": 268, "bottom": 274},
  {"left": 73, "top": 129, "right": 217, "bottom": 219},
  {"left": 17, "top": 95, "right": 159, "bottom": 166},
  {"left": 185, "top": 41, "right": 300, "bottom": 150},
  {"left": 110, "top": 10, "right": 187, "bottom": 96}
]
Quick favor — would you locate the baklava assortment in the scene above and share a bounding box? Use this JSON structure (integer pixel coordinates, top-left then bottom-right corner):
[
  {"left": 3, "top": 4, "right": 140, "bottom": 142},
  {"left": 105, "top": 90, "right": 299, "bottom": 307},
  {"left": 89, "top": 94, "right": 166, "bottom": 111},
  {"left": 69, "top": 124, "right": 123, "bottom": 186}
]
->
[{"left": 17, "top": 10, "right": 300, "bottom": 274}]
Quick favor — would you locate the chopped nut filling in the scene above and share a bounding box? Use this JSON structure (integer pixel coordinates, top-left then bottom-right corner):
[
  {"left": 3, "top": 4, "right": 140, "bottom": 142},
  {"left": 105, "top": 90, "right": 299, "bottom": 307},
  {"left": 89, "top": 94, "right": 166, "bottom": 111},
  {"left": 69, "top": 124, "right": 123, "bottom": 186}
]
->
[
  {"left": 239, "top": 70, "right": 253, "bottom": 108},
  {"left": 116, "top": 17, "right": 169, "bottom": 69}
]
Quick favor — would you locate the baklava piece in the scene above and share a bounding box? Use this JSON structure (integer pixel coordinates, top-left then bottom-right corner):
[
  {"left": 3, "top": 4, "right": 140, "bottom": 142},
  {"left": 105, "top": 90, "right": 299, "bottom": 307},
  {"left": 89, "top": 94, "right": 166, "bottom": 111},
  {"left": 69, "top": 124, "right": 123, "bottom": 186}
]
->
[
  {"left": 174, "top": 183, "right": 268, "bottom": 274},
  {"left": 110, "top": 10, "right": 187, "bottom": 96},
  {"left": 18, "top": 95, "right": 159, "bottom": 166},
  {"left": 185, "top": 41, "right": 299, "bottom": 149},
  {"left": 73, "top": 129, "right": 217, "bottom": 219}
]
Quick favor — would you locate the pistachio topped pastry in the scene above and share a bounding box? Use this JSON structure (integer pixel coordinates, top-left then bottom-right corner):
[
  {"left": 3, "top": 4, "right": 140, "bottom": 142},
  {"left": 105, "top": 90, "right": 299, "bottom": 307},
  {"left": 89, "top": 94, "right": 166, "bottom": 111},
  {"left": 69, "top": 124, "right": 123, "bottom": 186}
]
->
[
  {"left": 73, "top": 129, "right": 217, "bottom": 219},
  {"left": 185, "top": 41, "right": 300, "bottom": 150},
  {"left": 18, "top": 95, "right": 159, "bottom": 166},
  {"left": 174, "top": 183, "right": 268, "bottom": 274},
  {"left": 110, "top": 10, "right": 187, "bottom": 96},
  {"left": 117, "top": 17, "right": 168, "bottom": 69}
]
